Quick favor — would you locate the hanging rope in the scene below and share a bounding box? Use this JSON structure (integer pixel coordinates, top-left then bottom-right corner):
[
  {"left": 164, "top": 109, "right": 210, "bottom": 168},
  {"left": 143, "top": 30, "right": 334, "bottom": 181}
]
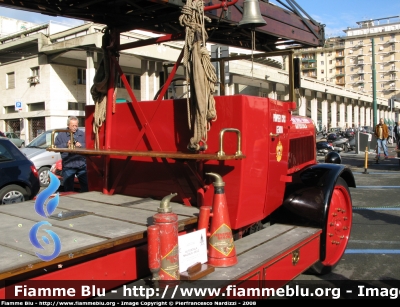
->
[
  {"left": 90, "top": 28, "right": 110, "bottom": 149},
  {"left": 179, "top": 0, "right": 217, "bottom": 151}
]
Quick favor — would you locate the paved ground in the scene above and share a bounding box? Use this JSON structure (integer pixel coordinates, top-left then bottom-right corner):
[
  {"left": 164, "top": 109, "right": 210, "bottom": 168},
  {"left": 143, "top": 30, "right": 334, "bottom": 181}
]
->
[{"left": 292, "top": 143, "right": 400, "bottom": 297}]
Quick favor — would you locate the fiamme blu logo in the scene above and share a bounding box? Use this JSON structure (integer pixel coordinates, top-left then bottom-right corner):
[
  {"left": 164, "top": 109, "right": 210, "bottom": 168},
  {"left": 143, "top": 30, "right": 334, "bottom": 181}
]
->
[{"left": 29, "top": 172, "right": 62, "bottom": 261}]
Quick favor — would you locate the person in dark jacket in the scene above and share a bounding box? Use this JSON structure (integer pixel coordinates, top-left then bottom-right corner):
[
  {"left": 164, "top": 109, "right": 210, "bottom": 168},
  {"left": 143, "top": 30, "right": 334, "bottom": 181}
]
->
[
  {"left": 394, "top": 120, "right": 400, "bottom": 164},
  {"left": 55, "top": 116, "right": 88, "bottom": 192}
]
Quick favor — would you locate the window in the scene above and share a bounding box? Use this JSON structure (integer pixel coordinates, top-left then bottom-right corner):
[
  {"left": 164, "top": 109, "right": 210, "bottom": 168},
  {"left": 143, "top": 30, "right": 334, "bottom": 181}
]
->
[
  {"left": 329, "top": 60, "right": 332, "bottom": 65},
  {"left": 117, "top": 74, "right": 132, "bottom": 88},
  {"left": 321, "top": 61, "right": 324, "bottom": 65},
  {"left": 391, "top": 45, "right": 395, "bottom": 51},
  {"left": 68, "top": 102, "right": 86, "bottom": 111},
  {"left": 329, "top": 69, "right": 332, "bottom": 73},
  {"left": 321, "top": 78, "right": 324, "bottom": 81},
  {"left": 380, "top": 65, "right": 384, "bottom": 70},
  {"left": 321, "top": 70, "right": 324, "bottom": 74},
  {"left": 380, "top": 55, "right": 384, "bottom": 60},
  {"left": 381, "top": 74, "right": 384, "bottom": 79},
  {"left": 31, "top": 67, "right": 40, "bottom": 77},
  {"left": 391, "top": 34, "right": 395, "bottom": 39},
  {"left": 380, "top": 36, "right": 384, "bottom": 41},
  {"left": 133, "top": 75, "right": 140, "bottom": 90},
  {"left": 28, "top": 102, "right": 45, "bottom": 111},
  {"left": 7, "top": 72, "right": 15, "bottom": 89},
  {"left": 381, "top": 83, "right": 385, "bottom": 88},
  {"left": 390, "top": 74, "right": 396, "bottom": 80},
  {"left": 351, "top": 67, "right": 354, "bottom": 72},
  {"left": 77, "top": 68, "right": 86, "bottom": 85},
  {"left": 320, "top": 52, "right": 324, "bottom": 56}
]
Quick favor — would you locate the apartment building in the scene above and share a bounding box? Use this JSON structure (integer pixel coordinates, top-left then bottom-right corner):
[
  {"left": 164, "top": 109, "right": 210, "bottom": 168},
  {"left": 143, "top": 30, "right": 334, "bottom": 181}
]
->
[{"left": 295, "top": 16, "right": 400, "bottom": 104}]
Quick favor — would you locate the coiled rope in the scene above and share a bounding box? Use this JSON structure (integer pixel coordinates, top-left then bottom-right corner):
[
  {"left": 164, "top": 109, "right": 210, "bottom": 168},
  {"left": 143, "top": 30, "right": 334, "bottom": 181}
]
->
[{"left": 179, "top": 0, "right": 217, "bottom": 151}]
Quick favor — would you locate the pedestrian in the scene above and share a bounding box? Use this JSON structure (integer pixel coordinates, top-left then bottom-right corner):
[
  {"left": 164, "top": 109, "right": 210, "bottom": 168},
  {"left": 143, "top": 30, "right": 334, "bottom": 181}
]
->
[
  {"left": 54, "top": 116, "right": 88, "bottom": 192},
  {"left": 394, "top": 120, "right": 400, "bottom": 146},
  {"left": 374, "top": 118, "right": 389, "bottom": 161},
  {"left": 394, "top": 120, "right": 400, "bottom": 164}
]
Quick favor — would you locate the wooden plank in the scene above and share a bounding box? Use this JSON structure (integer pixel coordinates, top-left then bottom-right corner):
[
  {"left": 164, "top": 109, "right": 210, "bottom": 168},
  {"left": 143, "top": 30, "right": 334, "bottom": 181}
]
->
[
  {"left": 235, "top": 224, "right": 296, "bottom": 255},
  {"left": 0, "top": 214, "right": 106, "bottom": 259},
  {"left": 65, "top": 192, "right": 200, "bottom": 217},
  {"left": 0, "top": 246, "right": 38, "bottom": 273},
  {"left": 46, "top": 148, "right": 245, "bottom": 160}
]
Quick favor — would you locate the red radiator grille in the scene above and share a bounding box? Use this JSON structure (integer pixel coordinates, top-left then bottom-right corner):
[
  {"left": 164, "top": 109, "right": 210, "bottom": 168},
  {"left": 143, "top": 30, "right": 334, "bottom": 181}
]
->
[{"left": 288, "top": 136, "right": 315, "bottom": 169}]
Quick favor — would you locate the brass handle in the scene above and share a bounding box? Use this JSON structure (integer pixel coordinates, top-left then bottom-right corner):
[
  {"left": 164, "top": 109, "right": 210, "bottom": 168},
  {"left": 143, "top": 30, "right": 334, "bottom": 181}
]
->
[
  {"left": 217, "top": 128, "right": 243, "bottom": 157},
  {"left": 50, "top": 129, "right": 76, "bottom": 149},
  {"left": 270, "top": 133, "right": 280, "bottom": 137}
]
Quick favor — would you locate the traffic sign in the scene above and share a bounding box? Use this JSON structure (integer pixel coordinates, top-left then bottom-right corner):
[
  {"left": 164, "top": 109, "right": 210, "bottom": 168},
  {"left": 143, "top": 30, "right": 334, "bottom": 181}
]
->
[{"left": 15, "top": 100, "right": 22, "bottom": 111}]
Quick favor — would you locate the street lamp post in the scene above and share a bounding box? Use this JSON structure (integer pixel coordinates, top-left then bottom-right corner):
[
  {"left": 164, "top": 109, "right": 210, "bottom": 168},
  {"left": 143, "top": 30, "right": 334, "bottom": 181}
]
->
[{"left": 372, "top": 38, "right": 377, "bottom": 127}]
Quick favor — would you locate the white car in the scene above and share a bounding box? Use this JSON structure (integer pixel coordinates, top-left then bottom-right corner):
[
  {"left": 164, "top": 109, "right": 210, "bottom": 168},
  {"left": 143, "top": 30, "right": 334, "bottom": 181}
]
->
[{"left": 21, "top": 127, "right": 85, "bottom": 187}]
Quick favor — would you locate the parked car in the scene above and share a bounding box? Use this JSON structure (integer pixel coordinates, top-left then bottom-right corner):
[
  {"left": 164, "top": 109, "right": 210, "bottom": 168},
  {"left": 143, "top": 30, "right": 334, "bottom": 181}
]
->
[
  {"left": 50, "top": 159, "right": 80, "bottom": 190},
  {"left": 5, "top": 132, "right": 25, "bottom": 148},
  {"left": 0, "top": 137, "right": 40, "bottom": 204},
  {"left": 20, "top": 127, "right": 85, "bottom": 187}
]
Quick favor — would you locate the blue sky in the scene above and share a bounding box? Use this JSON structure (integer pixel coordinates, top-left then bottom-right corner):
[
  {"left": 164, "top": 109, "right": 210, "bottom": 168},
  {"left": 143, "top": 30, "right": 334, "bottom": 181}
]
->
[
  {"left": 292, "top": 0, "right": 400, "bottom": 37},
  {"left": 1, "top": 1, "right": 400, "bottom": 37}
]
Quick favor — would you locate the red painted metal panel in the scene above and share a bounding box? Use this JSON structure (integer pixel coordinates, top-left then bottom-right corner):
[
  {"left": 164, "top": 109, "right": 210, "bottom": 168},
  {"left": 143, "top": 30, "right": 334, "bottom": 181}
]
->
[
  {"left": 84, "top": 95, "right": 315, "bottom": 230},
  {"left": 0, "top": 247, "right": 141, "bottom": 299}
]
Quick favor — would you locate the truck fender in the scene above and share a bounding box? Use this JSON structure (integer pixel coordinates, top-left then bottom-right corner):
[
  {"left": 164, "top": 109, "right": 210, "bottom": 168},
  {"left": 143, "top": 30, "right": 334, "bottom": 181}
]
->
[{"left": 280, "top": 163, "right": 355, "bottom": 262}]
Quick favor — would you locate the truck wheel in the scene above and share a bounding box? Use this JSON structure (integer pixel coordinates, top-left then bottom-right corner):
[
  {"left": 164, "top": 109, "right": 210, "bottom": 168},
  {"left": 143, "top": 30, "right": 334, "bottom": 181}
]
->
[{"left": 309, "top": 177, "right": 352, "bottom": 275}]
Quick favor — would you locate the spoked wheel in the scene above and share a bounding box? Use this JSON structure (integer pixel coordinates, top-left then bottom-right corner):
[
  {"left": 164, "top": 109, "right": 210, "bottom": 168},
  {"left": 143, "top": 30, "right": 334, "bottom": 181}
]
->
[{"left": 309, "top": 177, "right": 352, "bottom": 275}]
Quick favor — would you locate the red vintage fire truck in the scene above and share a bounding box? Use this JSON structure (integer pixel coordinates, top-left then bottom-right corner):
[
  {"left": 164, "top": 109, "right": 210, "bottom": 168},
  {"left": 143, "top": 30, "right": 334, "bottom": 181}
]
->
[{"left": 0, "top": 0, "right": 355, "bottom": 299}]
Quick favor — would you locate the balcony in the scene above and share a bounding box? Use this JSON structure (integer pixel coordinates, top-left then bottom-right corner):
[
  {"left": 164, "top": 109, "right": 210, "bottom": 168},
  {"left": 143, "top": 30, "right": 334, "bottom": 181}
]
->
[
  {"left": 301, "top": 58, "right": 316, "bottom": 63},
  {"left": 335, "top": 73, "right": 345, "bottom": 77},
  {"left": 336, "top": 80, "right": 345, "bottom": 86},
  {"left": 27, "top": 76, "right": 40, "bottom": 85},
  {"left": 301, "top": 65, "right": 317, "bottom": 70},
  {"left": 357, "top": 70, "right": 365, "bottom": 74},
  {"left": 336, "top": 54, "right": 345, "bottom": 58}
]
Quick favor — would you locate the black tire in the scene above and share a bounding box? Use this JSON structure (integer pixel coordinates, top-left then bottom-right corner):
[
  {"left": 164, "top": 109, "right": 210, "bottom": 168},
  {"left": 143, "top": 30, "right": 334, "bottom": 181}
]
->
[
  {"left": 38, "top": 166, "right": 51, "bottom": 187},
  {"left": 0, "top": 185, "right": 28, "bottom": 205}
]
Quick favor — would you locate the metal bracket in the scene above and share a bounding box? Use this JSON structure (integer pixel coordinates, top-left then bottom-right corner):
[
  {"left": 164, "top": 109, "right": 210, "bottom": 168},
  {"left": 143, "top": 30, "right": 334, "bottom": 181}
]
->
[{"left": 217, "top": 128, "right": 243, "bottom": 157}]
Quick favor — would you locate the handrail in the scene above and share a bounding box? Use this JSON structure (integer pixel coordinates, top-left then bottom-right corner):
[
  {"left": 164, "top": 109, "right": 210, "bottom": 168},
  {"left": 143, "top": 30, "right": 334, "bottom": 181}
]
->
[{"left": 218, "top": 128, "right": 243, "bottom": 157}]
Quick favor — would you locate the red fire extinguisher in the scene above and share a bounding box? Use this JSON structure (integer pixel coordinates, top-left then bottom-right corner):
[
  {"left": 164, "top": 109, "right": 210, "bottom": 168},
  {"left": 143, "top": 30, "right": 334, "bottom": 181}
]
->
[{"left": 149, "top": 193, "right": 180, "bottom": 281}]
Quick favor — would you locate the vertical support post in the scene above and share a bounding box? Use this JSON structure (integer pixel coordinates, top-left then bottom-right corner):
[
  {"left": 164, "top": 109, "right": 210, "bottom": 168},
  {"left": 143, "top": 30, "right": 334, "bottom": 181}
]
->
[
  {"left": 103, "top": 29, "right": 119, "bottom": 195},
  {"left": 163, "top": 64, "right": 169, "bottom": 100},
  {"left": 220, "top": 59, "right": 225, "bottom": 96},
  {"left": 289, "top": 51, "right": 295, "bottom": 102}
]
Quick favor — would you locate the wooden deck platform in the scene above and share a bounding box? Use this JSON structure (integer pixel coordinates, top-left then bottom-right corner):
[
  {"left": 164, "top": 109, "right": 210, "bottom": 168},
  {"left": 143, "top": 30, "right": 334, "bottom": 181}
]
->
[{"left": 0, "top": 192, "right": 199, "bottom": 280}]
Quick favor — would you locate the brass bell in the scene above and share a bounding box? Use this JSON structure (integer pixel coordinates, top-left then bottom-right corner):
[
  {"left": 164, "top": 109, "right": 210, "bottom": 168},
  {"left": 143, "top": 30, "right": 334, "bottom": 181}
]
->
[{"left": 239, "top": 0, "right": 267, "bottom": 28}]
